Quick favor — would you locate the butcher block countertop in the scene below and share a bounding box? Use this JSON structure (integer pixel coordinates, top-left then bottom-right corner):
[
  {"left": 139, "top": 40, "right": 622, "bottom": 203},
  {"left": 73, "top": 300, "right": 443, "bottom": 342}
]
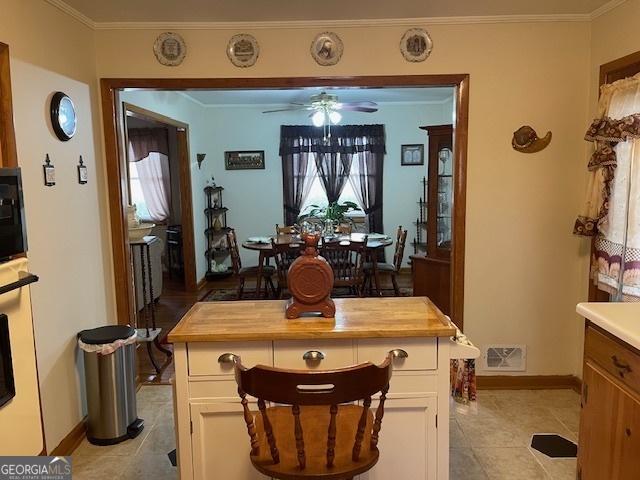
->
[{"left": 168, "top": 296, "right": 456, "bottom": 343}]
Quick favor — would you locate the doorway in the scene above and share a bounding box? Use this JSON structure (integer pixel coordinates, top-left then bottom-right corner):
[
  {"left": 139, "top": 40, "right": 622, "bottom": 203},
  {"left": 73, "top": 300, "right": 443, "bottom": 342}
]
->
[{"left": 101, "top": 75, "right": 469, "bottom": 336}]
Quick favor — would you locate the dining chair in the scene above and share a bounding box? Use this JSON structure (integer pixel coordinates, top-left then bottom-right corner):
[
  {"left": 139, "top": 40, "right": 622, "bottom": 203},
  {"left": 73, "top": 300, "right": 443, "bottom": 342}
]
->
[
  {"left": 232, "top": 352, "right": 394, "bottom": 480},
  {"left": 321, "top": 237, "right": 368, "bottom": 297},
  {"left": 364, "top": 226, "right": 408, "bottom": 296},
  {"left": 271, "top": 238, "right": 303, "bottom": 299},
  {"left": 226, "top": 229, "right": 277, "bottom": 300},
  {"left": 276, "top": 224, "right": 298, "bottom": 235}
]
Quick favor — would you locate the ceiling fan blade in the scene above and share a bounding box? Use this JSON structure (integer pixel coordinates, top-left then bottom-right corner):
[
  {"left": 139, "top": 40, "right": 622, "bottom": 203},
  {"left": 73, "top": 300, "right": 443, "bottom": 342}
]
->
[
  {"left": 339, "top": 105, "right": 379, "bottom": 113},
  {"left": 262, "top": 106, "right": 312, "bottom": 113}
]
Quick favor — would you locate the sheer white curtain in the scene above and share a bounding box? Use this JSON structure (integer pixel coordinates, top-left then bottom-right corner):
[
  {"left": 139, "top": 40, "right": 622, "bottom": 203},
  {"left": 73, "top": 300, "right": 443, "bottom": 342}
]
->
[
  {"left": 129, "top": 143, "right": 171, "bottom": 223},
  {"left": 585, "top": 74, "right": 640, "bottom": 300}
]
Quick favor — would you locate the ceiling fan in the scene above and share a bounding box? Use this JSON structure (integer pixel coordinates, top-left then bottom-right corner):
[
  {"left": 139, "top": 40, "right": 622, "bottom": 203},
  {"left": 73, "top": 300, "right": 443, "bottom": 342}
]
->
[{"left": 262, "top": 92, "right": 378, "bottom": 127}]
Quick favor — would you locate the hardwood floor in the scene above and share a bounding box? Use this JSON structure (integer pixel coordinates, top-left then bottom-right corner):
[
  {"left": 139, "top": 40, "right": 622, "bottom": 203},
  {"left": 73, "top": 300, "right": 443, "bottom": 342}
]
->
[{"left": 136, "top": 271, "right": 413, "bottom": 385}]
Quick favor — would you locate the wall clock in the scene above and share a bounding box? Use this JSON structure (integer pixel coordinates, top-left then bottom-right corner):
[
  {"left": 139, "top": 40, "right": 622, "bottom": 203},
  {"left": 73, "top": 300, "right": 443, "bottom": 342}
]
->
[{"left": 50, "top": 91, "right": 77, "bottom": 141}]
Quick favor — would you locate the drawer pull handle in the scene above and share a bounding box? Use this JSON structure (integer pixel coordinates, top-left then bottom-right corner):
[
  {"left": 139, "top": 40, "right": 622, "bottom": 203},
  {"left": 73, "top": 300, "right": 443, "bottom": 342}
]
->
[
  {"left": 611, "top": 355, "right": 632, "bottom": 377},
  {"left": 217, "top": 353, "right": 239, "bottom": 364},
  {"left": 303, "top": 350, "right": 325, "bottom": 361},
  {"left": 390, "top": 349, "right": 409, "bottom": 359}
]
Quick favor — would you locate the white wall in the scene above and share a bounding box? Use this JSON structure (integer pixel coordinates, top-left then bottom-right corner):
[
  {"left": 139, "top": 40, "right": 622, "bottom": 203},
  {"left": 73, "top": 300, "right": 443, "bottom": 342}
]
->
[
  {"left": 1, "top": 0, "right": 113, "bottom": 452},
  {"left": 97, "top": 21, "right": 592, "bottom": 377}
]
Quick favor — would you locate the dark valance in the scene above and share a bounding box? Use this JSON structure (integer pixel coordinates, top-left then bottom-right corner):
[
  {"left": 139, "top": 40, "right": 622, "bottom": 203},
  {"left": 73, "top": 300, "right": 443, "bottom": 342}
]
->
[
  {"left": 279, "top": 125, "right": 386, "bottom": 155},
  {"left": 585, "top": 113, "right": 640, "bottom": 143},
  {"left": 128, "top": 128, "right": 169, "bottom": 162}
]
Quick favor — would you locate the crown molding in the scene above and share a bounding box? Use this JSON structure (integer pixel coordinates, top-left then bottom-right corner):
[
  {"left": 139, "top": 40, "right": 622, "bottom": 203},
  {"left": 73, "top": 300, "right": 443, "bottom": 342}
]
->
[
  {"left": 45, "top": 0, "right": 95, "bottom": 29},
  {"left": 45, "top": 0, "right": 629, "bottom": 31},
  {"left": 590, "top": 0, "right": 628, "bottom": 19}
]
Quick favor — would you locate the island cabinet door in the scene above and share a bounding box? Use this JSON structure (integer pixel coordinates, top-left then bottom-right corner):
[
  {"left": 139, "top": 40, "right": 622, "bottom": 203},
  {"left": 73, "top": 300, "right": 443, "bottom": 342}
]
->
[
  {"left": 190, "top": 401, "right": 269, "bottom": 480},
  {"left": 358, "top": 395, "right": 438, "bottom": 480},
  {"left": 578, "top": 362, "right": 640, "bottom": 480}
]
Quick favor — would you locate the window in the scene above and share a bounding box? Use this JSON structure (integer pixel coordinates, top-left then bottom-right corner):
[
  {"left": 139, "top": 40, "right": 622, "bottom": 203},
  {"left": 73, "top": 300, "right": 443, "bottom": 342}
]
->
[{"left": 299, "top": 155, "right": 364, "bottom": 216}]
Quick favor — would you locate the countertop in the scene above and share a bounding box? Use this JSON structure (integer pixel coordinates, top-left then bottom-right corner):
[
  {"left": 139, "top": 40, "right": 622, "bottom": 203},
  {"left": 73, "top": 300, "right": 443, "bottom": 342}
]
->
[
  {"left": 168, "top": 296, "right": 456, "bottom": 343},
  {"left": 577, "top": 302, "right": 640, "bottom": 351}
]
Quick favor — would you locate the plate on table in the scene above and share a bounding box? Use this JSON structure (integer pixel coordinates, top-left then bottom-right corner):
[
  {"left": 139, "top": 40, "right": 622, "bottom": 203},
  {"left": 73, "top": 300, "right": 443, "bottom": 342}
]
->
[
  {"left": 247, "top": 236, "right": 272, "bottom": 244},
  {"left": 367, "top": 233, "right": 390, "bottom": 241}
]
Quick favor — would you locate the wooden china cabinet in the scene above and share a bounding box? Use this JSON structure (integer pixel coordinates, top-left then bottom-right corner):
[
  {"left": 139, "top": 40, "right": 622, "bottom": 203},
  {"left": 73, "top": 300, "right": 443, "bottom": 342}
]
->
[{"left": 411, "top": 125, "right": 453, "bottom": 317}]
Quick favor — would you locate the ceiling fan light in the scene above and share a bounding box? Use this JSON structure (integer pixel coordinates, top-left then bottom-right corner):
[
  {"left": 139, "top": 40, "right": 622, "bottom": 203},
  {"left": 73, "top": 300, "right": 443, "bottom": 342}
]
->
[
  {"left": 312, "top": 110, "right": 325, "bottom": 127},
  {"left": 329, "top": 111, "right": 342, "bottom": 124}
]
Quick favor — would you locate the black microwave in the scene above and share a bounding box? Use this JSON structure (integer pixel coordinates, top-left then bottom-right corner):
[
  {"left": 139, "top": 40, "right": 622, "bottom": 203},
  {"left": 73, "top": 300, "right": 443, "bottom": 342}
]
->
[{"left": 0, "top": 168, "right": 27, "bottom": 261}]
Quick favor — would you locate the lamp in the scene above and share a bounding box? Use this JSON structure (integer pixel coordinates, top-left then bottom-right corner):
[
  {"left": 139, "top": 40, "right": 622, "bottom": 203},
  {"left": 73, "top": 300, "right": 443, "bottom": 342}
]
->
[
  {"left": 312, "top": 110, "right": 325, "bottom": 127},
  {"left": 328, "top": 111, "right": 342, "bottom": 125},
  {"left": 197, "top": 153, "right": 206, "bottom": 169}
]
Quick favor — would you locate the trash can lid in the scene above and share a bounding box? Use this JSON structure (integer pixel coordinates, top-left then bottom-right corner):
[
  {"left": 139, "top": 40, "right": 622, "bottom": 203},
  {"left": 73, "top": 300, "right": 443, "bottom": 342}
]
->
[{"left": 78, "top": 325, "right": 136, "bottom": 345}]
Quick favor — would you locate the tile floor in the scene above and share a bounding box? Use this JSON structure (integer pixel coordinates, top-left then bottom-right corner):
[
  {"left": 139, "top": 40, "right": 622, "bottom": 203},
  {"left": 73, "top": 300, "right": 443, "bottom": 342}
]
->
[{"left": 71, "top": 385, "right": 580, "bottom": 480}]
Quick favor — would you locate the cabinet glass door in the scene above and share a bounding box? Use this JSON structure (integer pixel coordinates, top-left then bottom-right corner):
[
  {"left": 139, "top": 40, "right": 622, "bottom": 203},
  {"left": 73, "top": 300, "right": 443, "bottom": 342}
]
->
[{"left": 436, "top": 147, "right": 453, "bottom": 249}]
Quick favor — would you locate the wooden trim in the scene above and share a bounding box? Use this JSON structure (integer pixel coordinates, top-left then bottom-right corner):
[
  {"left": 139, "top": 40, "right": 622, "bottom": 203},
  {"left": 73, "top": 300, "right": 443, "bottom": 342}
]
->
[
  {"left": 124, "top": 102, "right": 189, "bottom": 129},
  {"left": 49, "top": 418, "right": 86, "bottom": 456},
  {"left": 0, "top": 42, "right": 18, "bottom": 168},
  {"left": 101, "top": 75, "right": 469, "bottom": 329},
  {"left": 477, "top": 375, "right": 582, "bottom": 393},
  {"left": 599, "top": 50, "right": 640, "bottom": 87}
]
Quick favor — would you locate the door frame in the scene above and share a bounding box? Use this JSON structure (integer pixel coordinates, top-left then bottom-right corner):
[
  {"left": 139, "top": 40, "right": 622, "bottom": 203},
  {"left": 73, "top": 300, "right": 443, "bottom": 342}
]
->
[
  {"left": 0, "top": 42, "right": 17, "bottom": 168},
  {"left": 100, "top": 75, "right": 470, "bottom": 329},
  {"left": 123, "top": 102, "right": 198, "bottom": 293}
]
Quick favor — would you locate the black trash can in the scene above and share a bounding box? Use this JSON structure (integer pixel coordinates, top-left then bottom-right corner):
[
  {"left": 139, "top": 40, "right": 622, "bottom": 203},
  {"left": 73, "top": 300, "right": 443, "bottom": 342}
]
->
[{"left": 78, "top": 325, "right": 144, "bottom": 445}]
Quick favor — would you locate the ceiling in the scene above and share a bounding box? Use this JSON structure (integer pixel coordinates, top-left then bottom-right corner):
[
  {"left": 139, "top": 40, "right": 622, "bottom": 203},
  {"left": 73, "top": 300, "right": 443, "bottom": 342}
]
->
[
  {"left": 58, "top": 0, "right": 611, "bottom": 23},
  {"left": 175, "top": 87, "right": 454, "bottom": 106}
]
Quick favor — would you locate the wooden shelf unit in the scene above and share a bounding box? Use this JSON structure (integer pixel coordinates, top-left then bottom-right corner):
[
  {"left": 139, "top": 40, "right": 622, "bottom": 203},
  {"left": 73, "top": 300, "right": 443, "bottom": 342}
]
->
[{"left": 204, "top": 185, "right": 232, "bottom": 279}]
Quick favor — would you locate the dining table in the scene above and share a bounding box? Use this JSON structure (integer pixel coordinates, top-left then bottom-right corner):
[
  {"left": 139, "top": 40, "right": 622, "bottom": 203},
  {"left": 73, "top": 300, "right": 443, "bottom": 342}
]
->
[{"left": 242, "top": 232, "right": 393, "bottom": 297}]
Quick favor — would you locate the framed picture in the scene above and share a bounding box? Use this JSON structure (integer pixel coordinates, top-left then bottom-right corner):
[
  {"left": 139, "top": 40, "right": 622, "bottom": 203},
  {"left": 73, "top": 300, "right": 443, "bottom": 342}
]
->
[
  {"left": 43, "top": 154, "right": 55, "bottom": 186},
  {"left": 401, "top": 144, "right": 424, "bottom": 166},
  {"left": 225, "top": 150, "right": 265, "bottom": 170}
]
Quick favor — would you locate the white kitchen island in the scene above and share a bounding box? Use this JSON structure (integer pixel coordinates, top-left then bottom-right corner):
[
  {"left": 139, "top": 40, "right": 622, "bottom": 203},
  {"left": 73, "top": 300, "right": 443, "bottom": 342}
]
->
[{"left": 168, "top": 297, "right": 478, "bottom": 480}]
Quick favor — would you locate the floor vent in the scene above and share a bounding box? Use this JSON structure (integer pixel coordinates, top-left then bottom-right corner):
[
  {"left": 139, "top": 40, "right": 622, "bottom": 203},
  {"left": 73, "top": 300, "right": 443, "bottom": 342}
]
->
[{"left": 482, "top": 345, "right": 526, "bottom": 371}]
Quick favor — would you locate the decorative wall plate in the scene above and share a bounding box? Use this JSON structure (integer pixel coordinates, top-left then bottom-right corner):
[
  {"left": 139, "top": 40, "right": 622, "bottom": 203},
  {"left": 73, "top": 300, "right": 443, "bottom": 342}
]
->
[
  {"left": 310, "top": 32, "right": 343, "bottom": 66},
  {"left": 400, "top": 28, "right": 433, "bottom": 63},
  {"left": 50, "top": 91, "right": 77, "bottom": 141},
  {"left": 227, "top": 34, "right": 259, "bottom": 67},
  {"left": 153, "top": 32, "right": 187, "bottom": 66}
]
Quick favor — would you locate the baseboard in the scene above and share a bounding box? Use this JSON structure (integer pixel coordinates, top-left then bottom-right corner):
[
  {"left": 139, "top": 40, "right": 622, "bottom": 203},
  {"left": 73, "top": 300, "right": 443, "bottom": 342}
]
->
[
  {"left": 477, "top": 375, "right": 582, "bottom": 393},
  {"left": 196, "top": 276, "right": 208, "bottom": 291},
  {"left": 49, "top": 417, "right": 86, "bottom": 456}
]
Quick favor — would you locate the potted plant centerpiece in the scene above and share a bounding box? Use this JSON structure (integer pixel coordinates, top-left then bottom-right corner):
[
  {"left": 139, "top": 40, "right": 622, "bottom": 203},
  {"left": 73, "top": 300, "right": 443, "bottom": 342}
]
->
[{"left": 298, "top": 201, "right": 361, "bottom": 236}]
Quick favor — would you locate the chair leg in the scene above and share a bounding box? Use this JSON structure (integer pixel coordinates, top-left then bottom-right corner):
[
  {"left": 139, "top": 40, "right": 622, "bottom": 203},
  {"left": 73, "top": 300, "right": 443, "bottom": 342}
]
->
[
  {"left": 391, "top": 273, "right": 400, "bottom": 296},
  {"left": 237, "top": 278, "right": 244, "bottom": 300},
  {"left": 266, "top": 276, "right": 276, "bottom": 298}
]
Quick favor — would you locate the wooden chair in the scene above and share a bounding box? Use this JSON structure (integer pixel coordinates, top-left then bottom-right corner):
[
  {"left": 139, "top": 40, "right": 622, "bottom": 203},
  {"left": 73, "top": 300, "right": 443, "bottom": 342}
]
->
[
  {"left": 271, "top": 238, "right": 303, "bottom": 298},
  {"left": 227, "top": 229, "right": 276, "bottom": 299},
  {"left": 233, "top": 353, "right": 394, "bottom": 480},
  {"left": 364, "top": 226, "right": 408, "bottom": 296},
  {"left": 321, "top": 237, "right": 368, "bottom": 297},
  {"left": 276, "top": 224, "right": 298, "bottom": 235}
]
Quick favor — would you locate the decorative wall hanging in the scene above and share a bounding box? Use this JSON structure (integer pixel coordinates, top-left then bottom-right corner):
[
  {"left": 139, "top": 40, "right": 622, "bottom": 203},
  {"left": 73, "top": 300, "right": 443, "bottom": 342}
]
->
[
  {"left": 512, "top": 126, "right": 552, "bottom": 153},
  {"left": 401, "top": 144, "right": 424, "bottom": 166},
  {"left": 400, "top": 28, "right": 433, "bottom": 63},
  {"left": 225, "top": 150, "right": 265, "bottom": 170},
  {"left": 50, "top": 91, "right": 77, "bottom": 141},
  {"left": 43, "top": 154, "right": 55, "bottom": 187},
  {"left": 226, "top": 34, "right": 259, "bottom": 68},
  {"left": 77, "top": 155, "right": 88, "bottom": 184},
  {"left": 153, "top": 32, "right": 187, "bottom": 66},
  {"left": 196, "top": 153, "right": 206, "bottom": 169},
  {"left": 310, "top": 32, "right": 343, "bottom": 66}
]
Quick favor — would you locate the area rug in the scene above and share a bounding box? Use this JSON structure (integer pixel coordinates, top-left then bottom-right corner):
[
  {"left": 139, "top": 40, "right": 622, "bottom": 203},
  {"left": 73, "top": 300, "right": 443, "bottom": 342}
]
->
[{"left": 202, "top": 287, "right": 412, "bottom": 302}]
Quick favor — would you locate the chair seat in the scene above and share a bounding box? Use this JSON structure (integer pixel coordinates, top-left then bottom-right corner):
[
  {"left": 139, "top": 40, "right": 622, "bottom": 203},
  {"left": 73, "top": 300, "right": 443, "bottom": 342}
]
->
[
  {"left": 363, "top": 262, "right": 396, "bottom": 273},
  {"left": 239, "top": 265, "right": 276, "bottom": 277},
  {"left": 251, "top": 405, "right": 379, "bottom": 480}
]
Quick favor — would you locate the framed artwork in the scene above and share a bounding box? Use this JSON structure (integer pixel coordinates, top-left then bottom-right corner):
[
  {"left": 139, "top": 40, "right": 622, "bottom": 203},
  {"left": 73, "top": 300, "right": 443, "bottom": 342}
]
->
[
  {"left": 225, "top": 150, "right": 265, "bottom": 170},
  {"left": 43, "top": 154, "right": 55, "bottom": 186},
  {"left": 400, "top": 28, "right": 433, "bottom": 63},
  {"left": 310, "top": 32, "right": 343, "bottom": 66},
  {"left": 401, "top": 144, "right": 424, "bottom": 166},
  {"left": 227, "top": 34, "right": 260, "bottom": 68},
  {"left": 77, "top": 156, "right": 88, "bottom": 184}
]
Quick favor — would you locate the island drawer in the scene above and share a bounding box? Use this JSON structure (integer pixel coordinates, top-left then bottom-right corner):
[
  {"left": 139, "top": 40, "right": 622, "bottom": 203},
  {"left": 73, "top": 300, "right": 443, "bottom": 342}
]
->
[
  {"left": 357, "top": 338, "right": 437, "bottom": 371},
  {"left": 188, "top": 341, "right": 272, "bottom": 376},
  {"left": 585, "top": 325, "right": 640, "bottom": 395},
  {"left": 274, "top": 339, "right": 355, "bottom": 370}
]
